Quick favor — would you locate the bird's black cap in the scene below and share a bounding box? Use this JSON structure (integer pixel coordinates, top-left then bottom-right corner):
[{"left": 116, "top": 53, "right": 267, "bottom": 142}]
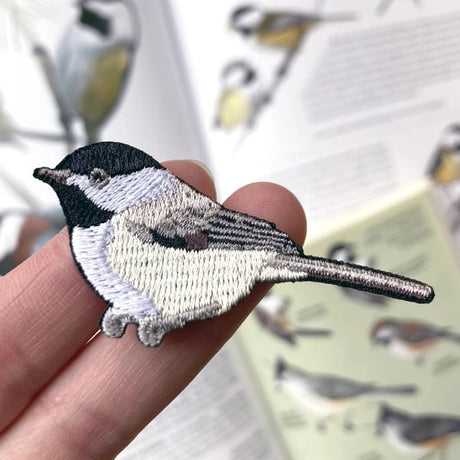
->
[
  {"left": 231, "top": 4, "right": 256, "bottom": 23},
  {"left": 33, "top": 142, "right": 164, "bottom": 229},
  {"left": 230, "top": 4, "right": 257, "bottom": 35},
  {"left": 54, "top": 141, "right": 164, "bottom": 177},
  {"left": 274, "top": 358, "right": 287, "bottom": 380}
]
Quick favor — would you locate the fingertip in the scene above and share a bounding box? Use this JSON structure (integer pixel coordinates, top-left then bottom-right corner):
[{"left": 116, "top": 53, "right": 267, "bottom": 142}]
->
[
  {"left": 163, "top": 160, "right": 217, "bottom": 201},
  {"left": 223, "top": 182, "right": 307, "bottom": 246}
]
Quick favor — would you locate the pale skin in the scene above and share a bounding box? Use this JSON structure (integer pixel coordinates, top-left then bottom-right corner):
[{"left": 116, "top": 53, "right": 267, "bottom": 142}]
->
[{"left": 0, "top": 160, "right": 306, "bottom": 459}]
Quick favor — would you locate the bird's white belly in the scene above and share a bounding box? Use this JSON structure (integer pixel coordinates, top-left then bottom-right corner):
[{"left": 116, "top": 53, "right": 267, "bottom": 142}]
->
[
  {"left": 107, "top": 220, "right": 276, "bottom": 320},
  {"left": 72, "top": 222, "right": 157, "bottom": 317},
  {"left": 389, "top": 340, "right": 419, "bottom": 358},
  {"left": 385, "top": 426, "right": 430, "bottom": 455},
  {"left": 282, "top": 378, "right": 346, "bottom": 416}
]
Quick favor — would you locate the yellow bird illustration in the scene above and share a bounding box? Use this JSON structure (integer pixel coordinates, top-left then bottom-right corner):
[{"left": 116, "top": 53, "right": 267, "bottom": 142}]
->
[
  {"left": 429, "top": 124, "right": 460, "bottom": 185},
  {"left": 229, "top": 4, "right": 354, "bottom": 118},
  {"left": 230, "top": 4, "right": 354, "bottom": 52},
  {"left": 428, "top": 124, "right": 460, "bottom": 225},
  {"left": 215, "top": 60, "right": 267, "bottom": 131},
  {"left": 55, "top": 0, "right": 139, "bottom": 145}
]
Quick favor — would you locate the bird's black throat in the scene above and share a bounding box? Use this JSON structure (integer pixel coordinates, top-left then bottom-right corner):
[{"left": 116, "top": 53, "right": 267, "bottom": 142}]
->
[{"left": 55, "top": 184, "right": 114, "bottom": 229}]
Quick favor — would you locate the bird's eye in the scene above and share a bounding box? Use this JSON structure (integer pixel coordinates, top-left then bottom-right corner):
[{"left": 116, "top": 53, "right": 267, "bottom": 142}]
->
[{"left": 90, "top": 168, "right": 110, "bottom": 189}]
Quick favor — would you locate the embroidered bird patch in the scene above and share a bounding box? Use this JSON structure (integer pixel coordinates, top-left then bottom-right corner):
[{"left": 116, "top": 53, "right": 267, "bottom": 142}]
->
[{"left": 34, "top": 142, "right": 435, "bottom": 347}]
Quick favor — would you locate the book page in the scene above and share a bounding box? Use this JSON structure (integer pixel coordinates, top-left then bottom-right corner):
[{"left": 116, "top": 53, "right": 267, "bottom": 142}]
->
[
  {"left": 118, "top": 344, "right": 283, "bottom": 460},
  {"left": 163, "top": 0, "right": 460, "bottom": 227},
  {"left": 237, "top": 181, "right": 460, "bottom": 459}
]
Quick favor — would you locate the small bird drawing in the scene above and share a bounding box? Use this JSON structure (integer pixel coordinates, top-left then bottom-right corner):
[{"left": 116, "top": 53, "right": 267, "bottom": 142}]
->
[
  {"left": 376, "top": 0, "right": 422, "bottom": 16},
  {"left": 377, "top": 404, "right": 460, "bottom": 458},
  {"left": 371, "top": 318, "right": 460, "bottom": 363},
  {"left": 428, "top": 124, "right": 460, "bottom": 185},
  {"left": 275, "top": 358, "right": 417, "bottom": 430},
  {"left": 55, "top": 0, "right": 139, "bottom": 145},
  {"left": 230, "top": 4, "right": 354, "bottom": 85},
  {"left": 254, "top": 292, "right": 331, "bottom": 345},
  {"left": 328, "top": 243, "right": 388, "bottom": 306},
  {"left": 214, "top": 60, "right": 267, "bottom": 131},
  {"left": 34, "top": 142, "right": 434, "bottom": 347},
  {"left": 427, "top": 124, "right": 460, "bottom": 226}
]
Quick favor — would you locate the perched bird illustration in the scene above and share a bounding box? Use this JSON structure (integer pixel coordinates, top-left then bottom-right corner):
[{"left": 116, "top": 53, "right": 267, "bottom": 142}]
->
[
  {"left": 371, "top": 318, "right": 460, "bottom": 363},
  {"left": 34, "top": 142, "right": 434, "bottom": 347},
  {"left": 377, "top": 404, "right": 460, "bottom": 457},
  {"left": 55, "top": 0, "right": 139, "bottom": 145},
  {"left": 230, "top": 5, "right": 354, "bottom": 78},
  {"left": 254, "top": 292, "right": 331, "bottom": 345},
  {"left": 214, "top": 61, "right": 267, "bottom": 131},
  {"left": 429, "top": 124, "right": 460, "bottom": 184},
  {"left": 230, "top": 4, "right": 353, "bottom": 52},
  {"left": 328, "top": 243, "right": 388, "bottom": 306},
  {"left": 377, "top": 0, "right": 421, "bottom": 16},
  {"left": 275, "top": 358, "right": 417, "bottom": 430},
  {"left": 428, "top": 124, "right": 460, "bottom": 224}
]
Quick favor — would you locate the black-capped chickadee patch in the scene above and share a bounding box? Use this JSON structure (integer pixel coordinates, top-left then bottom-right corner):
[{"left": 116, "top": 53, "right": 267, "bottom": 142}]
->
[{"left": 33, "top": 142, "right": 434, "bottom": 347}]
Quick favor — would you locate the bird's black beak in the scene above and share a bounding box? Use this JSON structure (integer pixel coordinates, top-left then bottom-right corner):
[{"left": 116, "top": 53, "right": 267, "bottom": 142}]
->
[{"left": 33, "top": 167, "right": 71, "bottom": 186}]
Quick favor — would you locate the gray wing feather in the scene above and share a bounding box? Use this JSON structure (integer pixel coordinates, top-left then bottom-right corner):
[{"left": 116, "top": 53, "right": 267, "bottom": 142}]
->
[
  {"left": 308, "top": 373, "right": 374, "bottom": 399},
  {"left": 207, "top": 208, "right": 303, "bottom": 255},
  {"left": 404, "top": 417, "right": 460, "bottom": 442},
  {"left": 264, "top": 13, "right": 311, "bottom": 33}
]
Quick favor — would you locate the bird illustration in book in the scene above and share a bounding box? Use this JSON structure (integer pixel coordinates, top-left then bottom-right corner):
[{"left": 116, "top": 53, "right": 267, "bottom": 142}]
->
[
  {"left": 427, "top": 123, "right": 460, "bottom": 226},
  {"left": 55, "top": 0, "right": 139, "bottom": 146},
  {"left": 34, "top": 142, "right": 434, "bottom": 347},
  {"left": 275, "top": 358, "right": 417, "bottom": 430},
  {"left": 229, "top": 4, "right": 354, "bottom": 106},
  {"left": 377, "top": 404, "right": 460, "bottom": 458},
  {"left": 214, "top": 60, "right": 268, "bottom": 131},
  {"left": 371, "top": 318, "right": 460, "bottom": 364},
  {"left": 376, "top": 0, "right": 422, "bottom": 16},
  {"left": 328, "top": 242, "right": 388, "bottom": 307},
  {"left": 254, "top": 292, "right": 331, "bottom": 345}
]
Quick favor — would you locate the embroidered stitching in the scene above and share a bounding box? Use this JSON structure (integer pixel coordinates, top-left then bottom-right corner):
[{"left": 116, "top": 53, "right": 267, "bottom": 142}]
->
[{"left": 33, "top": 142, "right": 435, "bottom": 347}]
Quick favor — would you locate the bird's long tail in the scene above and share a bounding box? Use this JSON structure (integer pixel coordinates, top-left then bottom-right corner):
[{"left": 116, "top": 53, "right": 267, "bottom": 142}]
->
[
  {"left": 261, "top": 255, "right": 434, "bottom": 304},
  {"left": 440, "top": 330, "right": 460, "bottom": 344},
  {"left": 295, "top": 328, "right": 332, "bottom": 337},
  {"left": 372, "top": 385, "right": 417, "bottom": 395}
]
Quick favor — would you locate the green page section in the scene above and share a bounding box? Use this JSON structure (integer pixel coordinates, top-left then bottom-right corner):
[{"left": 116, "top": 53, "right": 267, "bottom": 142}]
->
[{"left": 238, "top": 182, "right": 460, "bottom": 460}]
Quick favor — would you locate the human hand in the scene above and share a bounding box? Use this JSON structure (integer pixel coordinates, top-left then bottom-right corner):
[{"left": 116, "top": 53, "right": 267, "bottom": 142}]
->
[{"left": 0, "top": 160, "right": 306, "bottom": 459}]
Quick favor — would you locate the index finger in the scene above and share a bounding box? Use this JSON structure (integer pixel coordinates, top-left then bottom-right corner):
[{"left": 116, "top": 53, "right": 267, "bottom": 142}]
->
[
  {"left": 0, "top": 160, "right": 216, "bottom": 432},
  {"left": 0, "top": 179, "right": 307, "bottom": 459}
]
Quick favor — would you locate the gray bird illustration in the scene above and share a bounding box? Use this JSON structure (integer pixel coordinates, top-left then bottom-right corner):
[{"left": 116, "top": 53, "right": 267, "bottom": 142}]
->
[
  {"left": 328, "top": 243, "right": 388, "bottom": 306},
  {"left": 371, "top": 318, "right": 460, "bottom": 363},
  {"left": 214, "top": 61, "right": 267, "bottom": 131},
  {"left": 33, "top": 142, "right": 434, "bottom": 347},
  {"left": 55, "top": 0, "right": 139, "bottom": 145},
  {"left": 275, "top": 358, "right": 417, "bottom": 430},
  {"left": 254, "top": 293, "right": 331, "bottom": 345},
  {"left": 377, "top": 404, "right": 460, "bottom": 458}
]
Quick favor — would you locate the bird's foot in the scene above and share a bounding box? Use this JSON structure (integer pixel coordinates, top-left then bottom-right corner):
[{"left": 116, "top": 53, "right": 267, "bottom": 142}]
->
[
  {"left": 100, "top": 308, "right": 136, "bottom": 339},
  {"left": 137, "top": 316, "right": 175, "bottom": 347}
]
